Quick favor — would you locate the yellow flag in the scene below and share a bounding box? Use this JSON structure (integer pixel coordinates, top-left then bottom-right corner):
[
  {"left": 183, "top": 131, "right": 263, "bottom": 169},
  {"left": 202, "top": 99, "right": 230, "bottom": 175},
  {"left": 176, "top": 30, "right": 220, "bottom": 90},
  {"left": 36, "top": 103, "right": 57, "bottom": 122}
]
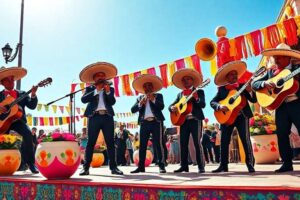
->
[
  {"left": 52, "top": 105, "right": 57, "bottom": 113},
  {"left": 37, "top": 104, "right": 42, "bottom": 111},
  {"left": 62, "top": 117, "right": 68, "bottom": 125},
  {"left": 141, "top": 69, "right": 148, "bottom": 75},
  {"left": 44, "top": 117, "right": 49, "bottom": 126},
  {"left": 167, "top": 62, "right": 176, "bottom": 85},
  {"left": 229, "top": 39, "right": 237, "bottom": 57},
  {"left": 27, "top": 116, "right": 33, "bottom": 126},
  {"left": 83, "top": 117, "right": 87, "bottom": 127},
  {"left": 66, "top": 106, "right": 71, "bottom": 114},
  {"left": 54, "top": 117, "right": 59, "bottom": 126},
  {"left": 184, "top": 56, "right": 194, "bottom": 69},
  {"left": 210, "top": 58, "right": 218, "bottom": 76},
  {"left": 80, "top": 83, "right": 86, "bottom": 90},
  {"left": 276, "top": 22, "right": 286, "bottom": 43}
]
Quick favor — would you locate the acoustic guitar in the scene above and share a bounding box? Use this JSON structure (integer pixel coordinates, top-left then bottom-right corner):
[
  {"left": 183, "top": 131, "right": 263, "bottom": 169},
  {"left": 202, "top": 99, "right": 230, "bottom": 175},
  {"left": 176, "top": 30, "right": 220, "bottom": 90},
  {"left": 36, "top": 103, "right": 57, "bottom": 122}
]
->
[
  {"left": 214, "top": 67, "right": 266, "bottom": 126},
  {"left": 170, "top": 78, "right": 210, "bottom": 126},
  {"left": 0, "top": 77, "right": 52, "bottom": 133},
  {"left": 256, "top": 67, "right": 300, "bottom": 110}
]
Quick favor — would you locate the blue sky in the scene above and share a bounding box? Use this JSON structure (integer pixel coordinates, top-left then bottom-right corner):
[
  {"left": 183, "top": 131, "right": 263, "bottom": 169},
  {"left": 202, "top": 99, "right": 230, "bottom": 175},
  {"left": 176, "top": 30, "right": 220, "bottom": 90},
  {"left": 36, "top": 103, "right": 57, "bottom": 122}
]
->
[{"left": 0, "top": 0, "right": 283, "bottom": 132}]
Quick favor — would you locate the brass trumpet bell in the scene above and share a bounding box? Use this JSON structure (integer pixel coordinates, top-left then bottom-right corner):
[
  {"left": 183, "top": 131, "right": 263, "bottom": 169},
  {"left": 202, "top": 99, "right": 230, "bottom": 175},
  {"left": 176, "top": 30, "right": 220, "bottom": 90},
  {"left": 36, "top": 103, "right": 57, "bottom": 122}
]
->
[{"left": 195, "top": 38, "right": 217, "bottom": 61}]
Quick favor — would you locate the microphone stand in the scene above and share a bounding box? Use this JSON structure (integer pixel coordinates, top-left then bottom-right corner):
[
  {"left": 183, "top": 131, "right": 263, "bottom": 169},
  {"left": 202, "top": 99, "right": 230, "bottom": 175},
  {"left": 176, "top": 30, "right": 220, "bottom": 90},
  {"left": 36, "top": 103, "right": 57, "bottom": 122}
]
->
[{"left": 46, "top": 88, "right": 86, "bottom": 134}]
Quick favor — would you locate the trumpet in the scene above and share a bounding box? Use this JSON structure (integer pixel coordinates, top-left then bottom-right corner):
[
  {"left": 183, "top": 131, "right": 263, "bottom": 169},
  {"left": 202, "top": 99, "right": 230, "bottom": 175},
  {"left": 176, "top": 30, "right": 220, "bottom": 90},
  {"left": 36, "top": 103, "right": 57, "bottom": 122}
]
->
[
  {"left": 195, "top": 38, "right": 217, "bottom": 61},
  {"left": 140, "top": 93, "right": 156, "bottom": 104},
  {"left": 94, "top": 79, "right": 113, "bottom": 86}
]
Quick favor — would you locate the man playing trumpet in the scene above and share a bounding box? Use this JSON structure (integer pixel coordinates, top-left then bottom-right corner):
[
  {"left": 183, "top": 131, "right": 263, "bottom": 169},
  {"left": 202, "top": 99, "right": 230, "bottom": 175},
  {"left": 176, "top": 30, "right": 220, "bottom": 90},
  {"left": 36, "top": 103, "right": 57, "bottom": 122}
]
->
[{"left": 131, "top": 74, "right": 166, "bottom": 173}]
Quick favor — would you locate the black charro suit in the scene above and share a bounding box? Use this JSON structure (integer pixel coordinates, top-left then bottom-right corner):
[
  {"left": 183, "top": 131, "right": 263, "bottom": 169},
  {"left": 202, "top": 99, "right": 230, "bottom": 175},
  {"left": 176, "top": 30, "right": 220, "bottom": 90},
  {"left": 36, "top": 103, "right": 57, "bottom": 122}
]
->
[
  {"left": 169, "top": 88, "right": 206, "bottom": 171},
  {"left": 210, "top": 84, "right": 256, "bottom": 168},
  {"left": 252, "top": 64, "right": 300, "bottom": 166},
  {"left": 81, "top": 85, "right": 118, "bottom": 171},
  {"left": 131, "top": 93, "right": 166, "bottom": 169},
  {"left": 0, "top": 90, "right": 38, "bottom": 167}
]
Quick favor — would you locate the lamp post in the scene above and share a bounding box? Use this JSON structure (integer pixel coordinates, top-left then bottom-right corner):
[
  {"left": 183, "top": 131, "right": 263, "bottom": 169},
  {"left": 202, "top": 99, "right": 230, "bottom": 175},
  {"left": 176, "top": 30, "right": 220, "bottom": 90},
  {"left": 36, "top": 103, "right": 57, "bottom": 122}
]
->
[{"left": 1, "top": 0, "right": 24, "bottom": 90}]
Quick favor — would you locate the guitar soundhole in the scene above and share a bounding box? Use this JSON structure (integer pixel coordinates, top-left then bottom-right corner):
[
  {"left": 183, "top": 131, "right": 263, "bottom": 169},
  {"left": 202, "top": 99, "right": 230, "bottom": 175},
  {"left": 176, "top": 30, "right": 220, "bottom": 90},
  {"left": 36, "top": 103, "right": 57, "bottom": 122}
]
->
[
  {"left": 273, "top": 87, "right": 282, "bottom": 94},
  {"left": 229, "top": 97, "right": 235, "bottom": 105},
  {"left": 179, "top": 104, "right": 183, "bottom": 110}
]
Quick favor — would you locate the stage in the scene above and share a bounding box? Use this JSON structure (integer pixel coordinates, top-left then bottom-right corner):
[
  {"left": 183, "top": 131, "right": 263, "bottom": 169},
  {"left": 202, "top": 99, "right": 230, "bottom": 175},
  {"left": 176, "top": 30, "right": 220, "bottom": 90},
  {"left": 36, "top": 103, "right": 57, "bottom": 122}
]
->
[{"left": 0, "top": 162, "right": 299, "bottom": 199}]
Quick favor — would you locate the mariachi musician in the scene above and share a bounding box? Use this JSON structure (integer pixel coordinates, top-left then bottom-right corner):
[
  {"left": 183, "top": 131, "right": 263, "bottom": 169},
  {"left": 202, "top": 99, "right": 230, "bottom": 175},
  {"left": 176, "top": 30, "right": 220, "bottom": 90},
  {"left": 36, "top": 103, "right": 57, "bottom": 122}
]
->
[
  {"left": 169, "top": 68, "right": 206, "bottom": 173},
  {"left": 131, "top": 74, "right": 166, "bottom": 173},
  {"left": 0, "top": 66, "right": 39, "bottom": 174},
  {"left": 252, "top": 43, "right": 300, "bottom": 173},
  {"left": 79, "top": 62, "right": 123, "bottom": 176},
  {"left": 211, "top": 61, "right": 256, "bottom": 173}
]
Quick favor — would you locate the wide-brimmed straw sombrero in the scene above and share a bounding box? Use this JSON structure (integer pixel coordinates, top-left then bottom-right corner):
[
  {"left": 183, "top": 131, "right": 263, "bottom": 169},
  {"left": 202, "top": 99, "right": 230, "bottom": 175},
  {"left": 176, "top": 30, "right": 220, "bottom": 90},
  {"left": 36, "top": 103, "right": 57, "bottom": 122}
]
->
[
  {"left": 262, "top": 43, "right": 300, "bottom": 59},
  {"left": 0, "top": 66, "right": 27, "bottom": 83},
  {"left": 214, "top": 61, "right": 247, "bottom": 86},
  {"left": 172, "top": 68, "right": 203, "bottom": 89},
  {"left": 132, "top": 74, "right": 163, "bottom": 94},
  {"left": 79, "top": 62, "right": 118, "bottom": 83}
]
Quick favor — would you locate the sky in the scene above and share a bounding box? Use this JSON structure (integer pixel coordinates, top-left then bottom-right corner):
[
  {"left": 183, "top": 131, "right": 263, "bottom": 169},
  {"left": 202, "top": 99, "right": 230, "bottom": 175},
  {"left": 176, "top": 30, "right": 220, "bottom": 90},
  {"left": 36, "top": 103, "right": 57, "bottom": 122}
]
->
[{"left": 0, "top": 0, "right": 284, "bottom": 133}]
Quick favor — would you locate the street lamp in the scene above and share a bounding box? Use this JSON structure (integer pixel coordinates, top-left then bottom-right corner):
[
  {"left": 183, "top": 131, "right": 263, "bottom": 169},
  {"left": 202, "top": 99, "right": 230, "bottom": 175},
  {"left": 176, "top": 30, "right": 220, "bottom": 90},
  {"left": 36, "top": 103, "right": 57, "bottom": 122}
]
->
[{"left": 1, "top": 0, "right": 24, "bottom": 90}]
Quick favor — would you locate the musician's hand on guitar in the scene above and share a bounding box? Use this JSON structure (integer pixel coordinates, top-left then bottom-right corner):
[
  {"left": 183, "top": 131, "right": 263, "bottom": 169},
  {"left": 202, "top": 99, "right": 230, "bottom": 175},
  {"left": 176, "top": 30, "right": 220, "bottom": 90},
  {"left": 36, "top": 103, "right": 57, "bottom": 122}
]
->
[
  {"left": 171, "top": 106, "right": 179, "bottom": 114},
  {"left": 31, "top": 86, "right": 38, "bottom": 98},
  {"left": 0, "top": 106, "right": 7, "bottom": 114},
  {"left": 219, "top": 105, "right": 229, "bottom": 112},
  {"left": 246, "top": 85, "right": 253, "bottom": 93},
  {"left": 264, "top": 82, "right": 276, "bottom": 90},
  {"left": 192, "top": 92, "right": 199, "bottom": 101}
]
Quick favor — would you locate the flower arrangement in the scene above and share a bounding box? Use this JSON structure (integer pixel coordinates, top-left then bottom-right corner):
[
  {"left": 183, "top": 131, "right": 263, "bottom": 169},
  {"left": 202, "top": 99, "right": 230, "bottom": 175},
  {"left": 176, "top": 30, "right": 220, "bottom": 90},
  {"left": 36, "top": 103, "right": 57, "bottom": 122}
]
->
[
  {"left": 39, "top": 132, "right": 76, "bottom": 143},
  {"left": 0, "top": 134, "right": 22, "bottom": 149},
  {"left": 249, "top": 113, "right": 276, "bottom": 136},
  {"left": 93, "top": 144, "right": 106, "bottom": 153}
]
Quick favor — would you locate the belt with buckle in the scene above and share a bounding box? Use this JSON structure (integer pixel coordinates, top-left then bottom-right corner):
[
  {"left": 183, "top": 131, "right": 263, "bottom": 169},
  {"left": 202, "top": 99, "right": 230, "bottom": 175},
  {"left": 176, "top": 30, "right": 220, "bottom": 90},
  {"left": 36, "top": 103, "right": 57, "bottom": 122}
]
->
[
  {"left": 144, "top": 117, "right": 155, "bottom": 121},
  {"left": 186, "top": 115, "right": 195, "bottom": 120},
  {"left": 95, "top": 110, "right": 108, "bottom": 115}
]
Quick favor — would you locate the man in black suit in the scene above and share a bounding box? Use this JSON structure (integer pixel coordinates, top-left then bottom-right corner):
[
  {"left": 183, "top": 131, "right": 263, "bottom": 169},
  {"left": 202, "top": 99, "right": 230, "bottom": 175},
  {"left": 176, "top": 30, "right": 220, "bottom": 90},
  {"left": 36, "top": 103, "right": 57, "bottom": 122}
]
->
[
  {"left": 79, "top": 62, "right": 123, "bottom": 175},
  {"left": 169, "top": 68, "right": 206, "bottom": 173},
  {"left": 115, "top": 124, "right": 129, "bottom": 166},
  {"left": 0, "top": 67, "right": 39, "bottom": 174},
  {"left": 211, "top": 61, "right": 256, "bottom": 173},
  {"left": 252, "top": 43, "right": 300, "bottom": 173},
  {"left": 131, "top": 74, "right": 166, "bottom": 173}
]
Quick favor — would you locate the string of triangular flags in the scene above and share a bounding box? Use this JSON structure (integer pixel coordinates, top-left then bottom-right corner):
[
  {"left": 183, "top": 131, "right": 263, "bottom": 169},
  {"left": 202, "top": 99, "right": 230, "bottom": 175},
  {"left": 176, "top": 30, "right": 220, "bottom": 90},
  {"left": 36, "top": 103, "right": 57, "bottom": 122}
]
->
[
  {"left": 116, "top": 121, "right": 138, "bottom": 129},
  {"left": 26, "top": 115, "right": 85, "bottom": 126},
  {"left": 36, "top": 103, "right": 137, "bottom": 118},
  {"left": 70, "top": 16, "right": 300, "bottom": 96},
  {"left": 213, "top": 15, "right": 300, "bottom": 74},
  {"left": 70, "top": 54, "right": 202, "bottom": 96}
]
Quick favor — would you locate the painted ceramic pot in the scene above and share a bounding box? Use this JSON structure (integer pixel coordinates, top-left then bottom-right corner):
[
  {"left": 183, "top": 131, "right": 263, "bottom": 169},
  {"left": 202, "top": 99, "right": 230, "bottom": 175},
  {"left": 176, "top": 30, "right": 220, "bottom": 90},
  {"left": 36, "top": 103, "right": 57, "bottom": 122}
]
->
[
  {"left": 35, "top": 141, "right": 80, "bottom": 179},
  {"left": 0, "top": 149, "right": 21, "bottom": 175},
  {"left": 91, "top": 153, "right": 105, "bottom": 168},
  {"left": 251, "top": 134, "right": 280, "bottom": 164}
]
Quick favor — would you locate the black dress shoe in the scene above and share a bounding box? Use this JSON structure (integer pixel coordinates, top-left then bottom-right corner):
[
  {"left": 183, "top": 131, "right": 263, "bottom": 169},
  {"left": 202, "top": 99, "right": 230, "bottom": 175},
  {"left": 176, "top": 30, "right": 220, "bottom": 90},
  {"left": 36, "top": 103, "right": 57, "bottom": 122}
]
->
[
  {"left": 212, "top": 165, "right": 228, "bottom": 173},
  {"left": 28, "top": 164, "right": 39, "bottom": 174},
  {"left": 79, "top": 169, "right": 89, "bottom": 176},
  {"left": 159, "top": 166, "right": 166, "bottom": 173},
  {"left": 174, "top": 167, "right": 189, "bottom": 173},
  {"left": 275, "top": 163, "right": 293, "bottom": 173},
  {"left": 247, "top": 165, "right": 255, "bottom": 173},
  {"left": 111, "top": 168, "right": 123, "bottom": 175},
  {"left": 130, "top": 167, "right": 145, "bottom": 173},
  {"left": 17, "top": 164, "right": 28, "bottom": 171},
  {"left": 198, "top": 168, "right": 205, "bottom": 173}
]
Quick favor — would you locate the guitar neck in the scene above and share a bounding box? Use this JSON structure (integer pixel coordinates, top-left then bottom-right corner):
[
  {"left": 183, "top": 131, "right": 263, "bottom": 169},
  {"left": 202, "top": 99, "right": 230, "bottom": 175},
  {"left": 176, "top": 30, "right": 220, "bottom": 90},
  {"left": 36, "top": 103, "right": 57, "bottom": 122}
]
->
[
  {"left": 283, "top": 67, "right": 300, "bottom": 82},
  {"left": 9, "top": 88, "right": 33, "bottom": 109},
  {"left": 232, "top": 77, "right": 253, "bottom": 100}
]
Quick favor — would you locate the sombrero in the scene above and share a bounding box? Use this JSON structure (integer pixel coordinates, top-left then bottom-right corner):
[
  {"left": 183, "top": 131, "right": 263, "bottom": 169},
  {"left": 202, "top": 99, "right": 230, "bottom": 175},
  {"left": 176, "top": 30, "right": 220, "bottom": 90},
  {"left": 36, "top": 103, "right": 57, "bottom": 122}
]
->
[
  {"left": 79, "top": 62, "right": 118, "bottom": 83},
  {"left": 132, "top": 74, "right": 163, "bottom": 94},
  {"left": 172, "top": 68, "right": 203, "bottom": 89},
  {"left": 0, "top": 66, "right": 27, "bottom": 83},
  {"left": 262, "top": 43, "right": 300, "bottom": 59},
  {"left": 214, "top": 61, "right": 247, "bottom": 86}
]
